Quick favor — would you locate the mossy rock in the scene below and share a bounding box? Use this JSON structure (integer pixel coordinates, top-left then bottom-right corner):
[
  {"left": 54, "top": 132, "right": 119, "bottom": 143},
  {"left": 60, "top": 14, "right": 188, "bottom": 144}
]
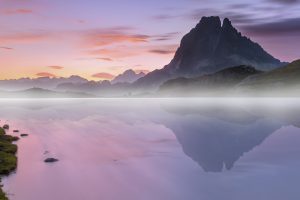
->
[
  {"left": 0, "top": 129, "right": 5, "bottom": 136},
  {"left": 0, "top": 135, "right": 19, "bottom": 143},
  {"left": 0, "top": 141, "right": 17, "bottom": 154},
  {"left": 0, "top": 127, "right": 18, "bottom": 199},
  {"left": 0, "top": 152, "right": 17, "bottom": 175},
  {"left": 0, "top": 189, "right": 8, "bottom": 200}
]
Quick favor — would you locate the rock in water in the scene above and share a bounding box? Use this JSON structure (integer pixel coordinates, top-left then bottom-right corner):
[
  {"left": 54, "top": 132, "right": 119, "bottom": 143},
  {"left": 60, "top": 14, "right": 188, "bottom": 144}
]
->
[
  {"left": 20, "top": 134, "right": 29, "bottom": 137},
  {"left": 3, "top": 124, "right": 9, "bottom": 130},
  {"left": 44, "top": 158, "right": 59, "bottom": 163}
]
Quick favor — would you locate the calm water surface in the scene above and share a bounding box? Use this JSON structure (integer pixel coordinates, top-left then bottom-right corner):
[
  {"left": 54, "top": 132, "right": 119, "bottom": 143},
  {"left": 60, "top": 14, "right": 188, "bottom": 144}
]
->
[{"left": 1, "top": 98, "right": 300, "bottom": 200}]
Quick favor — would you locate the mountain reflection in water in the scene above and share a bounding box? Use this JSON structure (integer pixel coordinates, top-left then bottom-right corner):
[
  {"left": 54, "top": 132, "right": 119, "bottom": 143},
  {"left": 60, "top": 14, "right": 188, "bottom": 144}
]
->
[{"left": 0, "top": 98, "right": 300, "bottom": 200}]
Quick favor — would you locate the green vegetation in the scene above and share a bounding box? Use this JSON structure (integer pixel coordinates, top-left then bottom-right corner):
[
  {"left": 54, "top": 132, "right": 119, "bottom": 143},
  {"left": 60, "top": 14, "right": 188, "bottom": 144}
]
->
[
  {"left": 0, "top": 190, "right": 8, "bottom": 200},
  {"left": 240, "top": 60, "right": 300, "bottom": 88},
  {"left": 0, "top": 127, "right": 19, "bottom": 200}
]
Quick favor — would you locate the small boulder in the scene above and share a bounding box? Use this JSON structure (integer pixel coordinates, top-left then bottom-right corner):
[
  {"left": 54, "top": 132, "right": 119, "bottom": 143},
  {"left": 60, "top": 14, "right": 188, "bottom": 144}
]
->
[
  {"left": 20, "top": 134, "right": 29, "bottom": 137},
  {"left": 13, "top": 130, "right": 19, "bottom": 133},
  {"left": 44, "top": 158, "right": 59, "bottom": 163},
  {"left": 3, "top": 124, "right": 9, "bottom": 130}
]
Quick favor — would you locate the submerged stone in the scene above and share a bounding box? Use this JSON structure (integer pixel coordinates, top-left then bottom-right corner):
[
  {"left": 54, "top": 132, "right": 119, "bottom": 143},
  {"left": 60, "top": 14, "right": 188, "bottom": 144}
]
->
[
  {"left": 44, "top": 158, "right": 59, "bottom": 163},
  {"left": 2, "top": 125, "right": 9, "bottom": 130}
]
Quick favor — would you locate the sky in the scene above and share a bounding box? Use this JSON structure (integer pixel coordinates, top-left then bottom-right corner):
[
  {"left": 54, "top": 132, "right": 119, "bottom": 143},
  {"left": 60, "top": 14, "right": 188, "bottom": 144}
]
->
[{"left": 0, "top": 0, "right": 300, "bottom": 80}]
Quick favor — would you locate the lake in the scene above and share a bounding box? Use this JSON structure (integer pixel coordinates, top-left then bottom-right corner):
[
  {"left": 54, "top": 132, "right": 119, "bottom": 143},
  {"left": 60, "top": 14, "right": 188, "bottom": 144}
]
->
[{"left": 1, "top": 98, "right": 300, "bottom": 200}]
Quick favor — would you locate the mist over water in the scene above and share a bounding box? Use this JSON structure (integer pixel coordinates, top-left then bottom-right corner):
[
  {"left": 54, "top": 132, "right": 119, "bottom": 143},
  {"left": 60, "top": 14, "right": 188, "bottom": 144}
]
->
[{"left": 1, "top": 98, "right": 300, "bottom": 200}]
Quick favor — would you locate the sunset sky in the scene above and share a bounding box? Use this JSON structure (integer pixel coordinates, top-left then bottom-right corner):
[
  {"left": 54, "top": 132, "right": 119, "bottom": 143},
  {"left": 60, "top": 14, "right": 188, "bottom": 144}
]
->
[{"left": 1, "top": 0, "right": 300, "bottom": 80}]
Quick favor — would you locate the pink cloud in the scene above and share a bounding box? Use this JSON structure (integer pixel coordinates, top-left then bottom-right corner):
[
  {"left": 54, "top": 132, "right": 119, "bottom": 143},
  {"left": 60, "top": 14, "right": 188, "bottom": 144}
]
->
[
  {"left": 1, "top": 8, "right": 34, "bottom": 15},
  {"left": 88, "top": 47, "right": 140, "bottom": 58},
  {"left": 48, "top": 66, "right": 64, "bottom": 70},
  {"left": 0, "top": 32, "right": 52, "bottom": 45},
  {"left": 82, "top": 28, "right": 150, "bottom": 47},
  {"left": 96, "top": 57, "right": 113, "bottom": 61},
  {"left": 148, "top": 44, "right": 178, "bottom": 55},
  {"left": 91, "top": 72, "right": 115, "bottom": 80},
  {"left": 0, "top": 46, "right": 14, "bottom": 50},
  {"left": 36, "top": 72, "right": 57, "bottom": 78}
]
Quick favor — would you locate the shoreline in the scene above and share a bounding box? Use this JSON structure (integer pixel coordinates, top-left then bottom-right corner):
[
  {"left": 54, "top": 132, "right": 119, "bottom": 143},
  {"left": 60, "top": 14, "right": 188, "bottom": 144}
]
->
[{"left": 0, "top": 126, "right": 19, "bottom": 200}]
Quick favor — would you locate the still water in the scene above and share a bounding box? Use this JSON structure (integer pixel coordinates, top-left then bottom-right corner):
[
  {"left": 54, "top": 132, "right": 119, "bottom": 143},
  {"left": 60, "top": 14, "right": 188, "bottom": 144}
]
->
[{"left": 1, "top": 98, "right": 300, "bottom": 200}]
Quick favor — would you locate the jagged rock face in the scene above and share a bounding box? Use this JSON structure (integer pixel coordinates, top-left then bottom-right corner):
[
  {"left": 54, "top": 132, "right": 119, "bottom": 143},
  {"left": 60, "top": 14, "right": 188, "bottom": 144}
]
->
[
  {"left": 168, "top": 16, "right": 281, "bottom": 75},
  {"left": 135, "top": 16, "right": 282, "bottom": 89}
]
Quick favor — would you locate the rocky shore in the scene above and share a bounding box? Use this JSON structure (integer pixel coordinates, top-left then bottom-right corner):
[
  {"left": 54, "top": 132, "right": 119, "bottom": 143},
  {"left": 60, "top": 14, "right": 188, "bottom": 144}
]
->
[{"left": 0, "top": 126, "right": 19, "bottom": 200}]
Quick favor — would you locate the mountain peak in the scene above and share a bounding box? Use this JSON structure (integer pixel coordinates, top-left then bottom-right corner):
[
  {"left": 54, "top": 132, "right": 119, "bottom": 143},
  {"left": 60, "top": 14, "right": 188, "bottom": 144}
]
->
[
  {"left": 222, "top": 18, "right": 233, "bottom": 29},
  {"left": 197, "top": 16, "right": 221, "bottom": 28},
  {"left": 134, "top": 16, "right": 283, "bottom": 90},
  {"left": 111, "top": 69, "right": 146, "bottom": 84},
  {"left": 123, "top": 69, "right": 136, "bottom": 75},
  {"left": 195, "top": 16, "right": 222, "bottom": 34}
]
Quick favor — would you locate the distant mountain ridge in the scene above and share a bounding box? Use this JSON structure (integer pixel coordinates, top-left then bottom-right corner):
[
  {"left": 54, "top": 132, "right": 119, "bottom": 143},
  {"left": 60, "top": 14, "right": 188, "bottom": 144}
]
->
[
  {"left": 159, "top": 65, "right": 263, "bottom": 96},
  {"left": 134, "top": 16, "right": 283, "bottom": 90},
  {"left": 158, "top": 60, "right": 300, "bottom": 97},
  {"left": 0, "top": 75, "right": 88, "bottom": 91},
  {"left": 111, "top": 69, "right": 146, "bottom": 84},
  {"left": 0, "top": 87, "right": 94, "bottom": 98},
  {"left": 237, "top": 59, "right": 300, "bottom": 96}
]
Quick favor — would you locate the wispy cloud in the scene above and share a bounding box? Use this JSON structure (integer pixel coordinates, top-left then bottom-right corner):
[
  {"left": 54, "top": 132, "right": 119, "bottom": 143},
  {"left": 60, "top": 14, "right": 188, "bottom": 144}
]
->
[
  {"left": 151, "top": 14, "right": 178, "bottom": 20},
  {"left": 148, "top": 49, "right": 176, "bottom": 55},
  {"left": 36, "top": 72, "right": 57, "bottom": 78},
  {"left": 87, "top": 47, "right": 141, "bottom": 58},
  {"left": 0, "top": 31, "right": 52, "bottom": 45},
  {"left": 91, "top": 72, "right": 115, "bottom": 80},
  {"left": 152, "top": 32, "right": 180, "bottom": 41},
  {"left": 82, "top": 27, "right": 150, "bottom": 48},
  {"left": 0, "top": 46, "right": 14, "bottom": 50},
  {"left": 48, "top": 66, "right": 64, "bottom": 70},
  {"left": 1, "top": 8, "right": 34, "bottom": 15},
  {"left": 268, "top": 0, "right": 300, "bottom": 4},
  {"left": 241, "top": 18, "right": 300, "bottom": 36},
  {"left": 148, "top": 44, "right": 178, "bottom": 55},
  {"left": 96, "top": 57, "right": 113, "bottom": 61}
]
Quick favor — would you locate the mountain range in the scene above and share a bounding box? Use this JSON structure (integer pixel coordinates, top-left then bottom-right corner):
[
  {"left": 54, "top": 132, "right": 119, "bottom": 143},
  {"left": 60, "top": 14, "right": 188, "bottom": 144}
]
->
[
  {"left": 1, "top": 16, "right": 299, "bottom": 97},
  {"left": 159, "top": 65, "right": 263, "bottom": 96},
  {"left": 0, "top": 88, "right": 93, "bottom": 98},
  {"left": 159, "top": 60, "right": 300, "bottom": 97},
  {"left": 237, "top": 59, "right": 300, "bottom": 96},
  {"left": 0, "top": 75, "right": 88, "bottom": 91}
]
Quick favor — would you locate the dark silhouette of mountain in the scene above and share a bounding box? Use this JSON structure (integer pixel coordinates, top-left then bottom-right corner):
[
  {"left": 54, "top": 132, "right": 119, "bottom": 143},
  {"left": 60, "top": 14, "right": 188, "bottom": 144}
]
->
[
  {"left": 111, "top": 69, "right": 145, "bottom": 84},
  {"left": 237, "top": 60, "right": 300, "bottom": 96},
  {"left": 133, "top": 16, "right": 283, "bottom": 90},
  {"left": 159, "top": 65, "right": 262, "bottom": 96},
  {"left": 0, "top": 75, "right": 88, "bottom": 91}
]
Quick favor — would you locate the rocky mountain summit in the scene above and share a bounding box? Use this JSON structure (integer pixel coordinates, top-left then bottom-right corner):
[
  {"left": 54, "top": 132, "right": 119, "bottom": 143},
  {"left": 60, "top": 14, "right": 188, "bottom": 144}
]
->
[{"left": 134, "top": 16, "right": 283, "bottom": 90}]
